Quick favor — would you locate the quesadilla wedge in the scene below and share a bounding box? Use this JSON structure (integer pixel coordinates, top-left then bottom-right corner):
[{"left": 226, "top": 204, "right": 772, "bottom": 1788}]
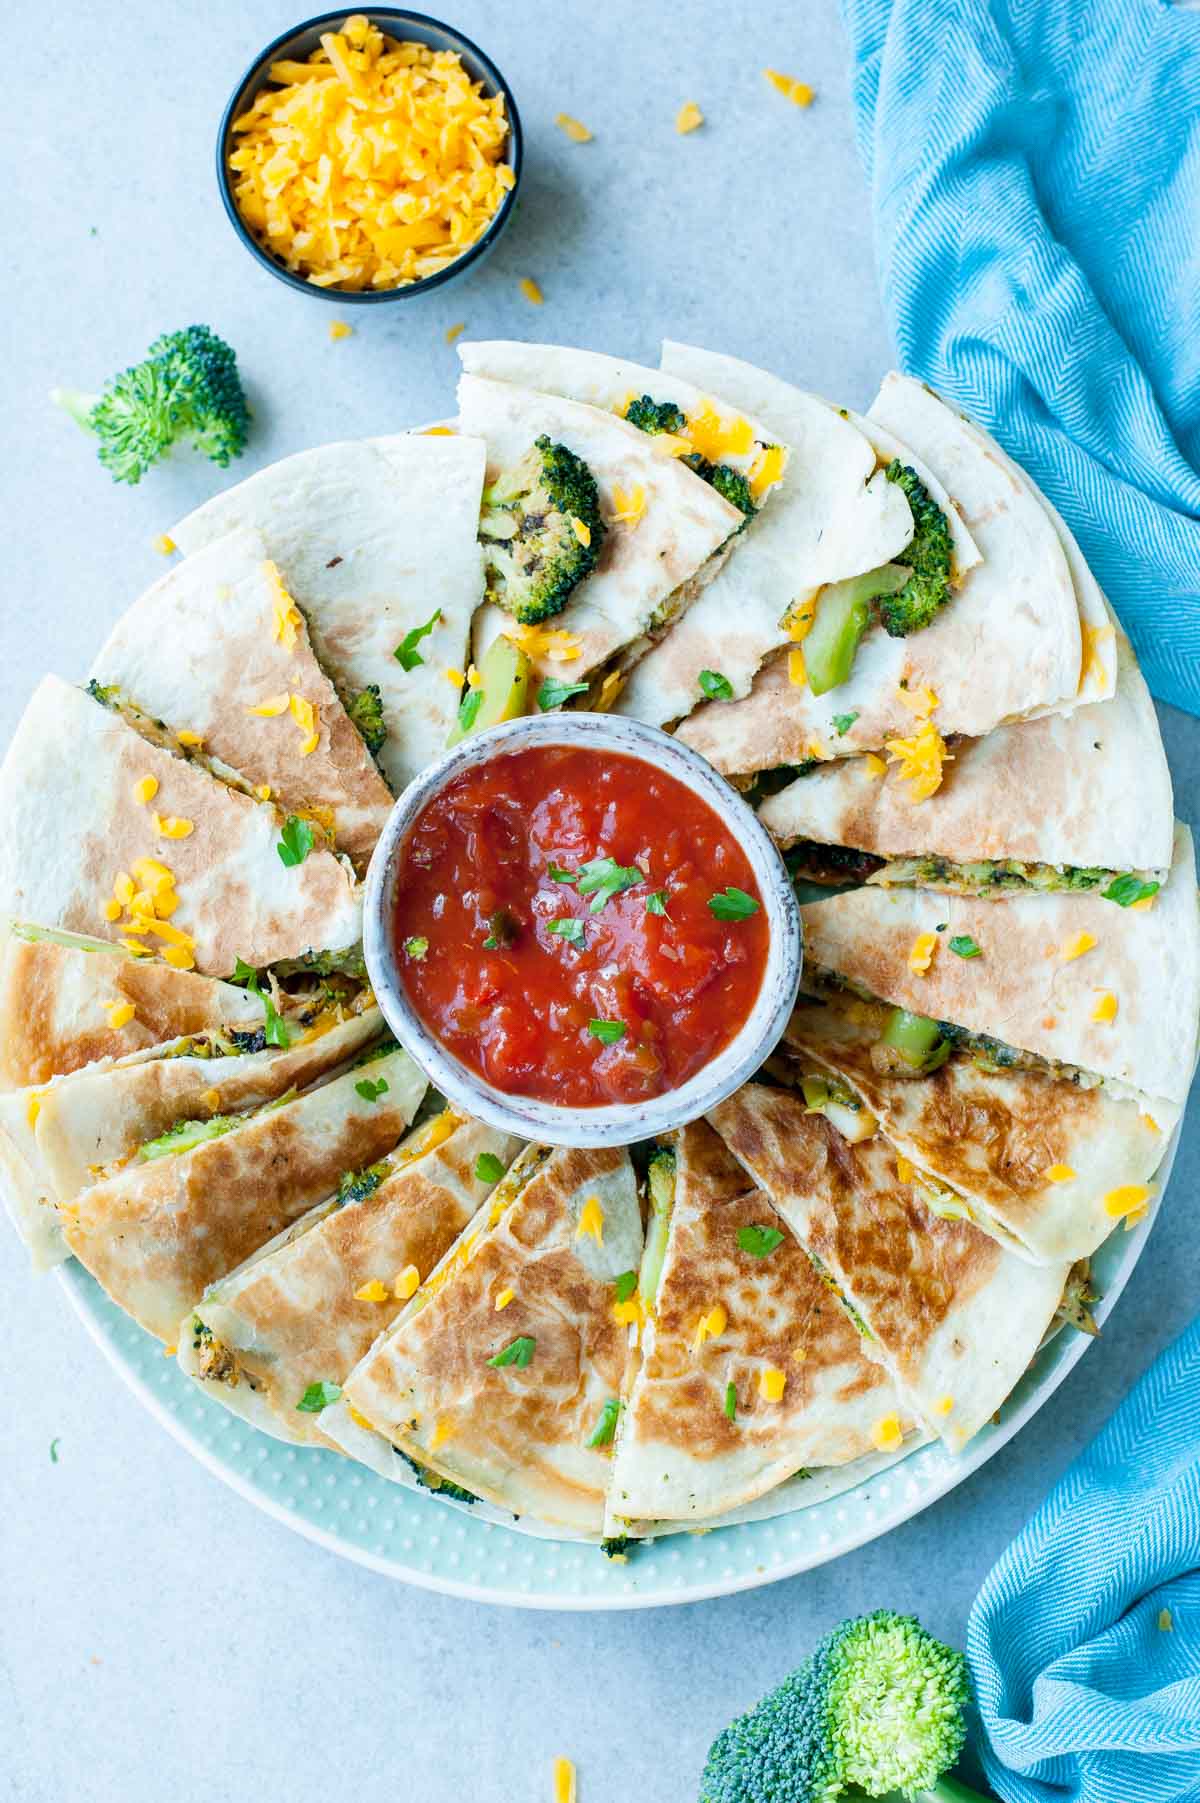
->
[
  {"left": 458, "top": 374, "right": 743, "bottom": 694},
  {"left": 90, "top": 526, "right": 394, "bottom": 869},
  {"left": 0, "top": 676, "right": 361, "bottom": 976},
  {"left": 618, "top": 343, "right": 943, "bottom": 726},
  {"left": 62, "top": 1046, "right": 426, "bottom": 1341},
  {"left": 761, "top": 626, "right": 1173, "bottom": 894},
  {"left": 676, "top": 373, "right": 1084, "bottom": 775},
  {"left": 781, "top": 995, "right": 1177, "bottom": 1265},
  {"left": 169, "top": 434, "right": 487, "bottom": 792},
  {"left": 604, "top": 1122, "right": 910, "bottom": 1531},
  {"left": 799, "top": 821, "right": 1200, "bottom": 1112},
  {"left": 0, "top": 920, "right": 266, "bottom": 1090},
  {"left": 708, "top": 1083, "right": 1071, "bottom": 1447},
  {"left": 342, "top": 1144, "right": 643, "bottom": 1533},
  {"left": 179, "top": 1111, "right": 522, "bottom": 1445}
]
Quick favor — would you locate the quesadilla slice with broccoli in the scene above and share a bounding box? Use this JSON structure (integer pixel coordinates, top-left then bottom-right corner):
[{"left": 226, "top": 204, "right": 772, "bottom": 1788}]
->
[
  {"left": 604, "top": 1122, "right": 910, "bottom": 1534},
  {"left": 179, "top": 1110, "right": 521, "bottom": 1445},
  {"left": 458, "top": 374, "right": 744, "bottom": 701},
  {"left": 761, "top": 626, "right": 1173, "bottom": 896},
  {"left": 0, "top": 676, "right": 362, "bottom": 976},
  {"left": 170, "top": 434, "right": 488, "bottom": 791},
  {"left": 63, "top": 1045, "right": 426, "bottom": 1342},
  {"left": 90, "top": 526, "right": 394, "bottom": 869},
  {"left": 341, "top": 1143, "right": 643, "bottom": 1533},
  {"left": 676, "top": 373, "right": 1084, "bottom": 777},
  {"left": 708, "top": 1083, "right": 1071, "bottom": 1448}
]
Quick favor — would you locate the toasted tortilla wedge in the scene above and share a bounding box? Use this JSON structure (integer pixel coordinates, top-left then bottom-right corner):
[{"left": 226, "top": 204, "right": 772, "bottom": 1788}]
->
[
  {"left": 90, "top": 527, "right": 394, "bottom": 869},
  {"left": 178, "top": 1113, "right": 522, "bottom": 1445},
  {"left": 63, "top": 1047, "right": 426, "bottom": 1341},
  {"left": 0, "top": 677, "right": 361, "bottom": 976},
  {"left": 0, "top": 921, "right": 265, "bottom": 1090},
  {"left": 459, "top": 374, "right": 742, "bottom": 683},
  {"left": 677, "top": 374, "right": 1084, "bottom": 773},
  {"left": 605, "top": 1121, "right": 908, "bottom": 1529},
  {"left": 783, "top": 996, "right": 1178, "bottom": 1264},
  {"left": 617, "top": 344, "right": 930, "bottom": 725},
  {"left": 800, "top": 822, "right": 1200, "bottom": 1109},
  {"left": 0, "top": 1007, "right": 383, "bottom": 1271},
  {"left": 708, "top": 1084, "right": 1070, "bottom": 1446},
  {"left": 170, "top": 435, "right": 487, "bottom": 792},
  {"left": 760, "top": 626, "right": 1173, "bottom": 889},
  {"left": 342, "top": 1144, "right": 643, "bottom": 1533}
]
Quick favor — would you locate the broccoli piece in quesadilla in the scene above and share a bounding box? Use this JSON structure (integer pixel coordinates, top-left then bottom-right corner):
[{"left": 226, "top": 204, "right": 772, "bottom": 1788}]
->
[
  {"left": 398, "top": 1451, "right": 479, "bottom": 1505},
  {"left": 877, "top": 459, "right": 954, "bottom": 637},
  {"left": 478, "top": 436, "right": 605, "bottom": 624},
  {"left": 336, "top": 1162, "right": 391, "bottom": 1207},
  {"left": 624, "top": 394, "right": 688, "bottom": 436},
  {"left": 345, "top": 684, "right": 387, "bottom": 757},
  {"left": 683, "top": 456, "right": 757, "bottom": 529}
]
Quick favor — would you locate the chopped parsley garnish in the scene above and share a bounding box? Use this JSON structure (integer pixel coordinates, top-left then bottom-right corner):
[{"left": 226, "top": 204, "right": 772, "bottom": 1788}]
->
[
  {"left": 296, "top": 1380, "right": 342, "bottom": 1413},
  {"left": 456, "top": 688, "right": 483, "bottom": 735},
  {"left": 1102, "top": 875, "right": 1161, "bottom": 907},
  {"left": 613, "top": 1270, "right": 638, "bottom": 1303},
  {"left": 404, "top": 935, "right": 429, "bottom": 960},
  {"left": 586, "top": 1397, "right": 621, "bottom": 1447},
  {"left": 708, "top": 886, "right": 760, "bottom": 922},
  {"left": 737, "top": 1223, "right": 784, "bottom": 1258},
  {"left": 50, "top": 1438, "right": 61, "bottom": 1464},
  {"left": 575, "top": 856, "right": 643, "bottom": 913},
  {"left": 486, "top": 1335, "right": 536, "bottom": 1369},
  {"left": 231, "top": 957, "right": 291, "bottom": 1048},
  {"left": 724, "top": 1382, "right": 737, "bottom": 1421},
  {"left": 537, "top": 677, "right": 589, "bottom": 711},
  {"left": 948, "top": 934, "right": 982, "bottom": 959},
  {"left": 547, "top": 862, "right": 577, "bottom": 883},
  {"left": 646, "top": 889, "right": 670, "bottom": 916},
  {"left": 475, "top": 1152, "right": 506, "bottom": 1184},
  {"left": 483, "top": 907, "right": 520, "bottom": 950},
  {"left": 394, "top": 609, "right": 441, "bottom": 670},
  {"left": 832, "top": 711, "right": 859, "bottom": 736},
  {"left": 589, "top": 1018, "right": 626, "bottom": 1045},
  {"left": 548, "top": 917, "right": 585, "bottom": 948},
  {"left": 699, "top": 669, "right": 734, "bottom": 701},
  {"left": 276, "top": 815, "right": 315, "bottom": 868},
  {"left": 355, "top": 1076, "right": 389, "bottom": 1103}
]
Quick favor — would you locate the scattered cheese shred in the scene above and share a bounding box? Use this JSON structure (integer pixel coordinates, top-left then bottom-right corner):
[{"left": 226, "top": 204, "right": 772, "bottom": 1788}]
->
[
  {"left": 328, "top": 319, "right": 354, "bottom": 341},
  {"left": 444, "top": 666, "right": 466, "bottom": 688},
  {"left": 203, "top": 1088, "right": 222, "bottom": 1112},
  {"left": 265, "top": 560, "right": 303, "bottom": 650},
  {"left": 787, "top": 647, "right": 807, "bottom": 689},
  {"left": 465, "top": 663, "right": 483, "bottom": 690},
  {"left": 114, "top": 872, "right": 135, "bottom": 906},
  {"left": 228, "top": 21, "right": 515, "bottom": 294},
  {"left": 133, "top": 775, "right": 158, "bottom": 806},
  {"left": 289, "top": 692, "right": 320, "bottom": 756},
  {"left": 897, "top": 682, "right": 939, "bottom": 716},
  {"left": 871, "top": 1413, "right": 904, "bottom": 1453},
  {"left": 494, "top": 1286, "right": 515, "bottom": 1311},
  {"left": 594, "top": 670, "right": 626, "bottom": 713},
  {"left": 609, "top": 483, "right": 646, "bottom": 526},
  {"left": 1104, "top": 1183, "right": 1154, "bottom": 1219},
  {"left": 445, "top": 321, "right": 466, "bottom": 344},
  {"left": 749, "top": 444, "right": 785, "bottom": 498},
  {"left": 153, "top": 534, "right": 177, "bottom": 556},
  {"left": 692, "top": 1304, "right": 728, "bottom": 1351},
  {"left": 652, "top": 431, "right": 694, "bottom": 460},
  {"left": 764, "top": 68, "right": 815, "bottom": 107},
  {"left": 354, "top": 1278, "right": 390, "bottom": 1303},
  {"left": 1091, "top": 991, "right": 1119, "bottom": 1023},
  {"left": 1131, "top": 893, "right": 1157, "bottom": 913},
  {"left": 576, "top": 1196, "right": 605, "bottom": 1244},
  {"left": 255, "top": 784, "right": 273, "bottom": 802},
  {"left": 153, "top": 814, "right": 194, "bottom": 840},
  {"left": 504, "top": 623, "right": 583, "bottom": 663},
  {"left": 785, "top": 597, "right": 817, "bottom": 641},
  {"left": 520, "top": 277, "right": 544, "bottom": 306},
  {"left": 571, "top": 516, "right": 592, "bottom": 548},
  {"left": 863, "top": 752, "right": 887, "bottom": 779},
  {"left": 758, "top": 1366, "right": 787, "bottom": 1402},
  {"left": 611, "top": 1296, "right": 643, "bottom": 1329},
  {"left": 105, "top": 999, "right": 136, "bottom": 1031},
  {"left": 908, "top": 931, "right": 938, "bottom": 974},
  {"left": 103, "top": 898, "right": 122, "bottom": 922},
  {"left": 553, "top": 1758, "right": 577, "bottom": 1803},
  {"left": 1142, "top": 1111, "right": 1161, "bottom": 1134},
  {"left": 429, "top": 1416, "right": 454, "bottom": 1450},
  {"left": 1044, "top": 1164, "right": 1077, "bottom": 1183},
  {"left": 895, "top": 1154, "right": 916, "bottom": 1184},
  {"left": 26, "top": 1093, "right": 43, "bottom": 1127},
  {"left": 1061, "top": 931, "right": 1097, "bottom": 963},
  {"left": 176, "top": 730, "right": 204, "bottom": 748},
  {"left": 161, "top": 945, "right": 195, "bottom": 970},
  {"left": 935, "top": 1395, "right": 955, "bottom": 1417},
  {"left": 675, "top": 101, "right": 704, "bottom": 134},
  {"left": 884, "top": 718, "right": 952, "bottom": 802},
  {"left": 555, "top": 113, "right": 593, "bottom": 143},
  {"left": 249, "top": 692, "right": 290, "bottom": 718},
  {"left": 119, "top": 937, "right": 149, "bottom": 957},
  {"left": 1079, "top": 621, "right": 1116, "bottom": 693}
]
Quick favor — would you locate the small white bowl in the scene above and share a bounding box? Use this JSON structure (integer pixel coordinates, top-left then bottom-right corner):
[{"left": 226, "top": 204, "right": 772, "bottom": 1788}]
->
[{"left": 363, "top": 712, "right": 802, "bottom": 1148}]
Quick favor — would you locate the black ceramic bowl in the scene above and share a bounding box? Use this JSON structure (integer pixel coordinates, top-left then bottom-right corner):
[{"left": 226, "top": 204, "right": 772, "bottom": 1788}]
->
[{"left": 216, "top": 8, "right": 523, "bottom": 303}]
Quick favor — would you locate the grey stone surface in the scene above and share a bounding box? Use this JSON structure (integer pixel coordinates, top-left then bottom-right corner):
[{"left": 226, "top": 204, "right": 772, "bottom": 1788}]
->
[{"left": 2, "top": 4, "right": 1196, "bottom": 1800}]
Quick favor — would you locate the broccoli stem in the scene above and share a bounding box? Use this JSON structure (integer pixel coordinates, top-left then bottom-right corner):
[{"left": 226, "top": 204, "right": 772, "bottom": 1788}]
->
[
  {"left": 879, "top": 1006, "right": 948, "bottom": 1071},
  {"left": 50, "top": 387, "right": 99, "bottom": 430},
  {"left": 806, "top": 563, "right": 910, "bottom": 695},
  {"left": 919, "top": 1775, "right": 994, "bottom": 1801}
]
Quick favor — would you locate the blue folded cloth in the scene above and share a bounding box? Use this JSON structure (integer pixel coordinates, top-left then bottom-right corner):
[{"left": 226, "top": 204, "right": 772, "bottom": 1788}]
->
[
  {"left": 840, "top": 0, "right": 1200, "bottom": 715},
  {"left": 965, "top": 1315, "right": 1200, "bottom": 1801}
]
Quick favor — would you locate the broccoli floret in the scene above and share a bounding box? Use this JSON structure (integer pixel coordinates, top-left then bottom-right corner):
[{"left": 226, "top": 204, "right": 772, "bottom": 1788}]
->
[
  {"left": 600, "top": 1535, "right": 633, "bottom": 1560},
  {"left": 345, "top": 683, "right": 387, "bottom": 756},
  {"left": 683, "top": 454, "right": 757, "bottom": 529},
  {"left": 336, "top": 1161, "right": 390, "bottom": 1207},
  {"left": 625, "top": 394, "right": 687, "bottom": 436},
  {"left": 398, "top": 1451, "right": 478, "bottom": 1505},
  {"left": 53, "top": 324, "right": 249, "bottom": 486},
  {"left": 229, "top": 1027, "right": 268, "bottom": 1055},
  {"left": 878, "top": 460, "right": 954, "bottom": 637},
  {"left": 700, "top": 1611, "right": 981, "bottom": 1803},
  {"left": 85, "top": 679, "right": 120, "bottom": 711},
  {"left": 478, "top": 435, "right": 605, "bottom": 625}
]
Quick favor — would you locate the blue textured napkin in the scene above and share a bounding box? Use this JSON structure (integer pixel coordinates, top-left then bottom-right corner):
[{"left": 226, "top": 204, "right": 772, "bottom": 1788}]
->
[
  {"left": 840, "top": 0, "right": 1200, "bottom": 715},
  {"left": 965, "top": 1316, "right": 1200, "bottom": 1801}
]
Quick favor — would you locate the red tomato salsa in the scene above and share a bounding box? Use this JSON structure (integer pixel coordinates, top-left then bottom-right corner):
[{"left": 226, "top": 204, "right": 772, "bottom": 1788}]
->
[{"left": 393, "top": 744, "right": 770, "bottom": 1108}]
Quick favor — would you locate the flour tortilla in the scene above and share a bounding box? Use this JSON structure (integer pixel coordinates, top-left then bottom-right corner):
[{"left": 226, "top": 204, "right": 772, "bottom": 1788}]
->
[
  {"left": 0, "top": 921, "right": 265, "bottom": 1090},
  {"left": 90, "top": 527, "right": 394, "bottom": 869},
  {"left": 342, "top": 1144, "right": 643, "bottom": 1533},
  {"left": 605, "top": 1121, "right": 908, "bottom": 1529},
  {"left": 63, "top": 1047, "right": 426, "bottom": 1341},
  {"left": 0, "top": 1007, "right": 382, "bottom": 1270},
  {"left": 800, "top": 822, "right": 1199, "bottom": 1109},
  {"left": 617, "top": 344, "right": 933, "bottom": 726},
  {"left": 783, "top": 996, "right": 1178, "bottom": 1265},
  {"left": 170, "top": 435, "right": 487, "bottom": 792},
  {"left": 760, "top": 625, "right": 1173, "bottom": 882},
  {"left": 677, "top": 374, "right": 1083, "bottom": 773},
  {"left": 0, "top": 677, "right": 361, "bottom": 976},
  {"left": 708, "top": 1083, "right": 1070, "bottom": 1446},
  {"left": 459, "top": 375, "right": 742, "bottom": 682},
  {"left": 179, "top": 1113, "right": 522, "bottom": 1445}
]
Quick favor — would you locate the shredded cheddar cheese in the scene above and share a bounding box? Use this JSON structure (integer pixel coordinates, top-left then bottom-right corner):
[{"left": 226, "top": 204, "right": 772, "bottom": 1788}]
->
[
  {"left": 255, "top": 784, "right": 273, "bottom": 802},
  {"left": 788, "top": 648, "right": 806, "bottom": 688},
  {"left": 651, "top": 430, "right": 694, "bottom": 460},
  {"left": 26, "top": 1093, "right": 43, "bottom": 1127},
  {"left": 685, "top": 402, "right": 755, "bottom": 463},
  {"left": 896, "top": 682, "right": 939, "bottom": 716},
  {"left": 328, "top": 319, "right": 354, "bottom": 341},
  {"left": 445, "top": 321, "right": 466, "bottom": 344},
  {"left": 749, "top": 444, "right": 785, "bottom": 498},
  {"left": 265, "top": 561, "right": 303, "bottom": 650},
  {"left": 429, "top": 1416, "right": 454, "bottom": 1450},
  {"left": 519, "top": 277, "right": 544, "bottom": 306},
  {"left": 594, "top": 670, "right": 626, "bottom": 713},
  {"left": 504, "top": 623, "right": 582, "bottom": 663},
  {"left": 908, "top": 931, "right": 938, "bottom": 974},
  {"left": 609, "top": 483, "right": 646, "bottom": 526},
  {"left": 105, "top": 1000, "right": 136, "bottom": 1031},
  {"left": 1141, "top": 1112, "right": 1161, "bottom": 1134},
  {"left": 895, "top": 1154, "right": 916, "bottom": 1184},
  {"left": 935, "top": 1395, "right": 955, "bottom": 1417},
  {"left": 871, "top": 1413, "right": 904, "bottom": 1453},
  {"left": 571, "top": 516, "right": 592, "bottom": 548},
  {"left": 228, "top": 20, "right": 515, "bottom": 294},
  {"left": 1061, "top": 931, "right": 1097, "bottom": 963},
  {"left": 758, "top": 1366, "right": 787, "bottom": 1402},
  {"left": 864, "top": 752, "right": 886, "bottom": 779},
  {"left": 611, "top": 1296, "right": 643, "bottom": 1329},
  {"left": 1044, "top": 1164, "right": 1076, "bottom": 1183},
  {"left": 784, "top": 597, "right": 817, "bottom": 641},
  {"left": 161, "top": 945, "right": 195, "bottom": 970},
  {"left": 249, "top": 692, "right": 290, "bottom": 718},
  {"left": 287, "top": 692, "right": 320, "bottom": 756},
  {"left": 103, "top": 897, "right": 122, "bottom": 922},
  {"left": 114, "top": 872, "right": 135, "bottom": 906},
  {"left": 576, "top": 1196, "right": 604, "bottom": 1244},
  {"left": 553, "top": 1758, "right": 577, "bottom": 1803},
  {"left": 1104, "top": 1183, "right": 1154, "bottom": 1219},
  {"left": 884, "top": 718, "right": 951, "bottom": 801},
  {"left": 444, "top": 666, "right": 466, "bottom": 688},
  {"left": 133, "top": 775, "right": 158, "bottom": 805},
  {"left": 764, "top": 68, "right": 815, "bottom": 106},
  {"left": 153, "top": 814, "right": 194, "bottom": 840},
  {"left": 692, "top": 1304, "right": 727, "bottom": 1351},
  {"left": 176, "top": 730, "right": 204, "bottom": 748},
  {"left": 203, "top": 1088, "right": 222, "bottom": 1112},
  {"left": 494, "top": 1286, "right": 515, "bottom": 1311},
  {"left": 1080, "top": 621, "right": 1116, "bottom": 692},
  {"left": 555, "top": 113, "right": 593, "bottom": 142},
  {"left": 1091, "top": 991, "right": 1119, "bottom": 1023},
  {"left": 675, "top": 101, "right": 704, "bottom": 134},
  {"left": 354, "top": 1278, "right": 390, "bottom": 1303},
  {"left": 153, "top": 533, "right": 177, "bottom": 556}
]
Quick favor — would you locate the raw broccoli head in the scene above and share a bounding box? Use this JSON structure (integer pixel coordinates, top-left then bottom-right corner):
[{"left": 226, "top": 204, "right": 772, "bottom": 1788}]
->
[
  {"left": 336, "top": 1161, "right": 390, "bottom": 1207},
  {"left": 52, "top": 324, "right": 249, "bottom": 486},
  {"left": 683, "top": 453, "right": 757, "bottom": 529},
  {"left": 479, "top": 435, "right": 605, "bottom": 625},
  {"left": 878, "top": 460, "right": 954, "bottom": 636},
  {"left": 625, "top": 394, "right": 687, "bottom": 436},
  {"left": 699, "top": 1610, "right": 975, "bottom": 1803},
  {"left": 345, "top": 683, "right": 387, "bottom": 756}
]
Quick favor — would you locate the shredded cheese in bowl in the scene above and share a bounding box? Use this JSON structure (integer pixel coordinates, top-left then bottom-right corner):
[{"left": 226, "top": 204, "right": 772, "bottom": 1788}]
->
[{"left": 227, "top": 15, "right": 516, "bottom": 293}]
